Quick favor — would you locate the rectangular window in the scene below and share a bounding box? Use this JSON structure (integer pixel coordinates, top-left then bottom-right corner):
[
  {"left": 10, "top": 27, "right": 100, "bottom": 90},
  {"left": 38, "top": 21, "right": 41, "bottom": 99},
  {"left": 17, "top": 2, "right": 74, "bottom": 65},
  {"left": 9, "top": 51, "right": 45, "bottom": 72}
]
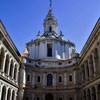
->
[
  {"left": 59, "top": 97, "right": 63, "bottom": 100},
  {"left": 47, "top": 44, "right": 52, "bottom": 57},
  {"left": 59, "top": 76, "right": 62, "bottom": 83},
  {"left": 69, "top": 75, "right": 72, "bottom": 82},
  {"left": 26, "top": 97, "right": 29, "bottom": 100},
  {"left": 37, "top": 76, "right": 40, "bottom": 82},
  {"left": 37, "top": 97, "right": 40, "bottom": 100},
  {"left": 27, "top": 74, "right": 30, "bottom": 82}
]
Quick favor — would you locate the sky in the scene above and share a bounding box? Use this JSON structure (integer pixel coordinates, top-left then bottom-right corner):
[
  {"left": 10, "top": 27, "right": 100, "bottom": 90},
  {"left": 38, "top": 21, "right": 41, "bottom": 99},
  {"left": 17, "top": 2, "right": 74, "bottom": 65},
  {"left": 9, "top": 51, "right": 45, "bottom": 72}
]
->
[{"left": 0, "top": 0, "right": 100, "bottom": 53}]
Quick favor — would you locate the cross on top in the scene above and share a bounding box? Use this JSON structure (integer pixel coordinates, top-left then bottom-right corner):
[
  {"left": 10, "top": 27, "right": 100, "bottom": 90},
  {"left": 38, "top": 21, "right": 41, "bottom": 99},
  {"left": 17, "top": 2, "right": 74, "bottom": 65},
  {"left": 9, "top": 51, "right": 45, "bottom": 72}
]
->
[{"left": 50, "top": 0, "right": 52, "bottom": 9}]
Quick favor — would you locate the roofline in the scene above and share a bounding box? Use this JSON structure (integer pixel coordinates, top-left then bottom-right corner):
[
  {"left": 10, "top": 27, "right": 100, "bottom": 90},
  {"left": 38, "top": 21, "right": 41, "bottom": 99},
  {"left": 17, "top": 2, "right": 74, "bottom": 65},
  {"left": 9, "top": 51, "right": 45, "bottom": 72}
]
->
[
  {"left": 0, "top": 19, "right": 20, "bottom": 56},
  {"left": 79, "top": 17, "right": 100, "bottom": 63}
]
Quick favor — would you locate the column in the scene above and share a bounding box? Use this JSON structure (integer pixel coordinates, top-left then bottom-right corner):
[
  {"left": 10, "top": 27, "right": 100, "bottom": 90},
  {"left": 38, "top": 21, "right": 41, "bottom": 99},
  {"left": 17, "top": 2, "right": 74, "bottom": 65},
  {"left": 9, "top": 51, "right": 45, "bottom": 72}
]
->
[
  {"left": 10, "top": 90, "right": 13, "bottom": 100},
  {"left": 74, "top": 69, "right": 78, "bottom": 85},
  {"left": 32, "top": 72, "right": 35, "bottom": 87},
  {"left": 97, "top": 44, "right": 100, "bottom": 74},
  {"left": 12, "top": 64, "right": 15, "bottom": 79},
  {"left": 53, "top": 73, "right": 56, "bottom": 87},
  {"left": 88, "top": 58, "right": 92, "bottom": 80},
  {"left": 16, "top": 67, "right": 19, "bottom": 81},
  {"left": 14, "top": 91, "right": 17, "bottom": 100},
  {"left": 84, "top": 62, "right": 88, "bottom": 82},
  {"left": 43, "top": 73, "right": 46, "bottom": 87},
  {"left": 42, "top": 94, "right": 45, "bottom": 100},
  {"left": 62, "top": 44, "right": 64, "bottom": 59},
  {"left": 7, "top": 61, "right": 11, "bottom": 76},
  {"left": 95, "top": 86, "right": 98, "bottom": 100},
  {"left": 64, "top": 72, "right": 67, "bottom": 87},
  {"left": 92, "top": 53, "right": 96, "bottom": 77},
  {"left": 2, "top": 54, "right": 6, "bottom": 73},
  {"left": 0, "top": 82, "right": 2, "bottom": 100}
]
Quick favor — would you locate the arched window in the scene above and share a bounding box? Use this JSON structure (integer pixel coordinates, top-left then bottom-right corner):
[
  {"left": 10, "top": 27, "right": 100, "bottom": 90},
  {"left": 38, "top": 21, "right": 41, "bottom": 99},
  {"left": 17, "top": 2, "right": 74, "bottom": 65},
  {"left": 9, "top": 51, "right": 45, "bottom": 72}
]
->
[
  {"left": 37, "top": 76, "right": 41, "bottom": 82},
  {"left": 12, "top": 90, "right": 15, "bottom": 100},
  {"left": 92, "top": 87, "right": 96, "bottom": 100},
  {"left": 90, "top": 55, "right": 94, "bottom": 77},
  {"left": 1, "top": 86, "right": 6, "bottom": 100},
  {"left": 45, "top": 94, "right": 53, "bottom": 100},
  {"left": 97, "top": 84, "right": 100, "bottom": 99},
  {"left": 49, "top": 26, "right": 52, "bottom": 32},
  {"left": 9, "top": 60, "right": 14, "bottom": 78},
  {"left": 0, "top": 48, "right": 5, "bottom": 70},
  {"left": 83, "top": 90, "right": 86, "bottom": 100},
  {"left": 47, "top": 74, "right": 53, "bottom": 86},
  {"left": 4, "top": 54, "right": 9, "bottom": 74},
  {"left": 87, "top": 89, "right": 91, "bottom": 100},
  {"left": 47, "top": 44, "right": 52, "bottom": 57},
  {"left": 7, "top": 88, "right": 11, "bottom": 100}
]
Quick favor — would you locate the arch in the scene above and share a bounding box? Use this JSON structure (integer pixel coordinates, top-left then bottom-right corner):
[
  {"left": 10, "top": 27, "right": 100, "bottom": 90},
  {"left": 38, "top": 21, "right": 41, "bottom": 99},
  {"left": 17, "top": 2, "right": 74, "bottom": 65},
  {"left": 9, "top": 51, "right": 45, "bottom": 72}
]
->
[
  {"left": 0, "top": 47, "right": 5, "bottom": 70},
  {"left": 87, "top": 89, "right": 91, "bottom": 100},
  {"left": 1, "top": 86, "right": 6, "bottom": 100},
  {"left": 45, "top": 94, "right": 53, "bottom": 100},
  {"left": 83, "top": 90, "right": 86, "bottom": 100},
  {"left": 91, "top": 87, "right": 96, "bottom": 100},
  {"left": 90, "top": 55, "right": 94, "bottom": 77},
  {"left": 14, "top": 64, "right": 17, "bottom": 80},
  {"left": 49, "top": 26, "right": 52, "bottom": 32},
  {"left": 86, "top": 61, "right": 89, "bottom": 80},
  {"left": 7, "top": 88, "right": 11, "bottom": 100},
  {"left": 9, "top": 60, "right": 14, "bottom": 78},
  {"left": 12, "top": 90, "right": 15, "bottom": 100},
  {"left": 47, "top": 74, "right": 53, "bottom": 86},
  {"left": 4, "top": 54, "right": 10, "bottom": 74},
  {"left": 97, "top": 84, "right": 100, "bottom": 99},
  {"left": 81, "top": 65, "right": 85, "bottom": 83}
]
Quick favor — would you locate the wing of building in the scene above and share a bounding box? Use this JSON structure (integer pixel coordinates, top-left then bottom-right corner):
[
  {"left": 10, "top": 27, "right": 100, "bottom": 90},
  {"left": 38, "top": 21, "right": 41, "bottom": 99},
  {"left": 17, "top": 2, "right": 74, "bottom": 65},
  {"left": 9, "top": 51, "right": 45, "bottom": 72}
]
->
[{"left": 0, "top": 5, "right": 100, "bottom": 100}]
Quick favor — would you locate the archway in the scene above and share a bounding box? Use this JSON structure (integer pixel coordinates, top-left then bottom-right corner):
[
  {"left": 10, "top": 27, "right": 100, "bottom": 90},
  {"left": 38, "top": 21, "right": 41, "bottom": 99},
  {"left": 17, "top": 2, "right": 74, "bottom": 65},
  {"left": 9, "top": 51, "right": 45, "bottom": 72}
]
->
[
  {"left": 92, "top": 87, "right": 96, "bottom": 100},
  {"left": 0, "top": 47, "right": 4, "bottom": 70},
  {"left": 1, "top": 86, "right": 6, "bottom": 100},
  {"left": 7, "top": 88, "right": 11, "bottom": 100},
  {"left": 97, "top": 84, "right": 100, "bottom": 99},
  {"left": 45, "top": 94, "right": 53, "bottom": 100}
]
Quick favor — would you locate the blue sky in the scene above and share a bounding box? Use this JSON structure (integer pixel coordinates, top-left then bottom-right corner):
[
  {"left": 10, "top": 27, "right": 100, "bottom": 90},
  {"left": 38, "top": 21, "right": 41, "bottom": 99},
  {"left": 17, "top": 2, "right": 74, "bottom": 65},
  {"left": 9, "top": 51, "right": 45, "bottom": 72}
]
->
[{"left": 0, "top": 0, "right": 100, "bottom": 53}]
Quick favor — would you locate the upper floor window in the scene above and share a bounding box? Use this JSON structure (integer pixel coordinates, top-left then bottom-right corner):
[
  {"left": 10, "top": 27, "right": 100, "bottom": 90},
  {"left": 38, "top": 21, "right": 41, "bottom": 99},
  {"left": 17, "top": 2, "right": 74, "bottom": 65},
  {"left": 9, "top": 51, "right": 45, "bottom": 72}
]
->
[
  {"left": 37, "top": 76, "right": 41, "bottom": 82},
  {"left": 36, "top": 97, "right": 40, "bottom": 100},
  {"left": 47, "top": 74, "right": 53, "bottom": 86},
  {"left": 69, "top": 74, "right": 72, "bottom": 82},
  {"left": 49, "top": 26, "right": 52, "bottom": 32},
  {"left": 47, "top": 44, "right": 52, "bottom": 57},
  {"left": 59, "top": 97, "right": 63, "bottom": 100},
  {"left": 59, "top": 76, "right": 63, "bottom": 83},
  {"left": 26, "top": 74, "right": 31, "bottom": 82},
  {"left": 26, "top": 97, "right": 29, "bottom": 100}
]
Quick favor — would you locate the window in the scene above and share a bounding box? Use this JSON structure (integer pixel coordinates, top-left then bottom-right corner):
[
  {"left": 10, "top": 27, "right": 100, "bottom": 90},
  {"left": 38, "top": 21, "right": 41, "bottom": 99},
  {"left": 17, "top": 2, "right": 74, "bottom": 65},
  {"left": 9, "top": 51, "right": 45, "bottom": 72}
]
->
[
  {"left": 69, "top": 75, "right": 72, "bottom": 82},
  {"left": 47, "top": 74, "right": 53, "bottom": 86},
  {"left": 37, "top": 76, "right": 40, "bottom": 82},
  {"left": 49, "top": 26, "right": 52, "bottom": 32},
  {"left": 59, "top": 97, "right": 63, "bottom": 100},
  {"left": 70, "top": 97, "right": 73, "bottom": 100},
  {"left": 47, "top": 44, "right": 52, "bottom": 57},
  {"left": 36, "top": 97, "right": 40, "bottom": 100},
  {"left": 27, "top": 74, "right": 30, "bottom": 82},
  {"left": 26, "top": 97, "right": 29, "bottom": 100},
  {"left": 59, "top": 76, "right": 62, "bottom": 83}
]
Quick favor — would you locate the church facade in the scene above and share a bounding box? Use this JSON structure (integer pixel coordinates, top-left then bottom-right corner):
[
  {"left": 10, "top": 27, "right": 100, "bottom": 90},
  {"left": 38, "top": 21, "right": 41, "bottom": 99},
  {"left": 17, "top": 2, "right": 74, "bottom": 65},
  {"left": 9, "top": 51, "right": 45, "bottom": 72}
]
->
[{"left": 0, "top": 4, "right": 100, "bottom": 100}]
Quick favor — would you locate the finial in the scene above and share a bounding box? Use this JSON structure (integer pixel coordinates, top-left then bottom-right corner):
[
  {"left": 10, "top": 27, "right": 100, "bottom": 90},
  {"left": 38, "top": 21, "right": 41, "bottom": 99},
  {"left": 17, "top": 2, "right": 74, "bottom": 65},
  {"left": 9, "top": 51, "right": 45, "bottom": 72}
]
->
[{"left": 50, "top": 0, "right": 52, "bottom": 9}]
